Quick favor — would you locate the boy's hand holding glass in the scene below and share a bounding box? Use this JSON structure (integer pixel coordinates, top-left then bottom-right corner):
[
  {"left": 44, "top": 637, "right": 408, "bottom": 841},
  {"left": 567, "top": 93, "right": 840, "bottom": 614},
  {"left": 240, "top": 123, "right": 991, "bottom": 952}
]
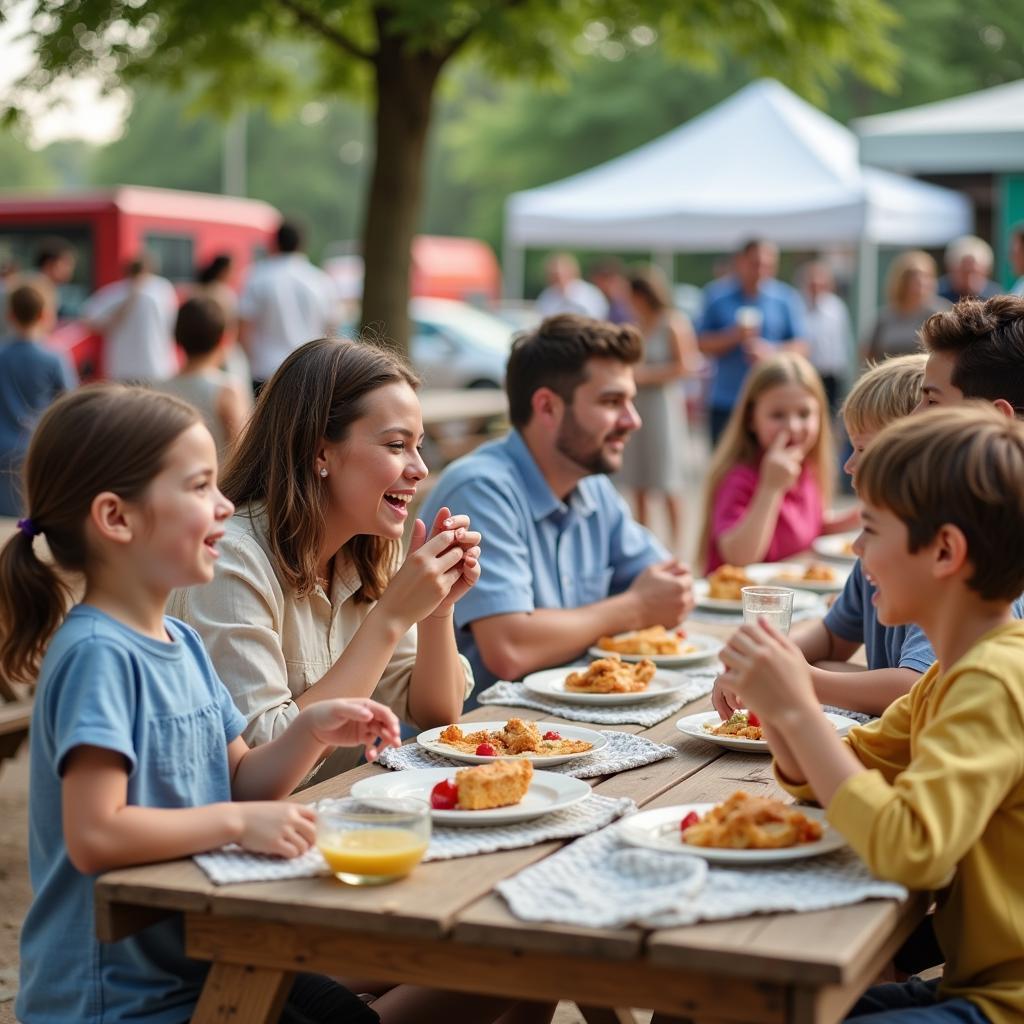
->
[
  {"left": 303, "top": 698, "right": 401, "bottom": 761},
  {"left": 719, "top": 619, "right": 818, "bottom": 722}
]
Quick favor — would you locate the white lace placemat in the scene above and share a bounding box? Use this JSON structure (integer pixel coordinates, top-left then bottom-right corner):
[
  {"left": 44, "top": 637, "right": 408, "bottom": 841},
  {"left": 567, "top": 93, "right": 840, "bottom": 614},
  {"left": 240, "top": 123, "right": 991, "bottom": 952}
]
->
[
  {"left": 193, "top": 794, "right": 635, "bottom": 885},
  {"left": 376, "top": 730, "right": 677, "bottom": 779},
  {"left": 497, "top": 823, "right": 905, "bottom": 929},
  {"left": 477, "top": 667, "right": 718, "bottom": 726}
]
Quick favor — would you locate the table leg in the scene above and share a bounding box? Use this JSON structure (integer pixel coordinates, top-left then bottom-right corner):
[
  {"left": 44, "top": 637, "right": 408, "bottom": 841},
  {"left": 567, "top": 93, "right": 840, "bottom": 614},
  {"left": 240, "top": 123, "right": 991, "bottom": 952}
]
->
[{"left": 191, "top": 962, "right": 294, "bottom": 1023}]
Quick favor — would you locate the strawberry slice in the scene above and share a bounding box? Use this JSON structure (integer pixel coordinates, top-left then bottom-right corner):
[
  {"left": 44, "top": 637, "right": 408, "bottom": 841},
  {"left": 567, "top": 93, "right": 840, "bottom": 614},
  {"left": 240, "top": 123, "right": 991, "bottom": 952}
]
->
[
  {"left": 475, "top": 742, "right": 496, "bottom": 757},
  {"left": 746, "top": 710, "right": 761, "bottom": 728},
  {"left": 543, "top": 731, "right": 561, "bottom": 741},
  {"left": 679, "top": 810, "right": 700, "bottom": 831},
  {"left": 430, "top": 779, "right": 458, "bottom": 810}
]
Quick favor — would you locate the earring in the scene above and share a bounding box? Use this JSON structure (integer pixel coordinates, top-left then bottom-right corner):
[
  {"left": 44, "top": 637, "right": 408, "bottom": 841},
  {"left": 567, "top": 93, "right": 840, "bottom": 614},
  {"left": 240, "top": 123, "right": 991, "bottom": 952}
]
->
[{"left": 319, "top": 467, "right": 328, "bottom": 478}]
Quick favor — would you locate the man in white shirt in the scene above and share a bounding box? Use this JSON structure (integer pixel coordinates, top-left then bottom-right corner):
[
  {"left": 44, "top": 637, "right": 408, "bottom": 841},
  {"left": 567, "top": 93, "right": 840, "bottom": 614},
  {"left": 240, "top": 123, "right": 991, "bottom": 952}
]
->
[
  {"left": 797, "top": 260, "right": 854, "bottom": 414},
  {"left": 81, "top": 255, "right": 177, "bottom": 382},
  {"left": 535, "top": 253, "right": 609, "bottom": 320},
  {"left": 238, "top": 220, "right": 337, "bottom": 391}
]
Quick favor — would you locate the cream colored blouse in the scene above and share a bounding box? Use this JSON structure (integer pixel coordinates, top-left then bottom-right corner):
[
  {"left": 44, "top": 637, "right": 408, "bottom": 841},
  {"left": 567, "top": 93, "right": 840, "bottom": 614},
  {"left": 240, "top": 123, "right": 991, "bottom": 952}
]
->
[{"left": 169, "top": 506, "right": 473, "bottom": 775}]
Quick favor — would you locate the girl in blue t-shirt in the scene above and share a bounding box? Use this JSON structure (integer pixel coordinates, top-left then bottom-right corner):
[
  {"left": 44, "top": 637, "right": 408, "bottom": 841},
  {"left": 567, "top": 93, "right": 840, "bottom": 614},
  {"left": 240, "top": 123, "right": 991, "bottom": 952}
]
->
[{"left": 0, "top": 386, "right": 547, "bottom": 1024}]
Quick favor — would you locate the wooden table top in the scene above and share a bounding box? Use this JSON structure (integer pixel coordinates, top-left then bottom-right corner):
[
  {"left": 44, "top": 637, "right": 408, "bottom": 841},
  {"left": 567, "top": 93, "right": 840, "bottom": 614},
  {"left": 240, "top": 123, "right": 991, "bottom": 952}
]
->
[{"left": 93, "top": 610, "right": 917, "bottom": 1024}]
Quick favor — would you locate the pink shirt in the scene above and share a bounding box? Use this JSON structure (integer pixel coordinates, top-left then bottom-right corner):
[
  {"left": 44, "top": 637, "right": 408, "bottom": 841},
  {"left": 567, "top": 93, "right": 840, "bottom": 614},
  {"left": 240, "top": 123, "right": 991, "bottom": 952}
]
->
[{"left": 707, "top": 460, "right": 824, "bottom": 571}]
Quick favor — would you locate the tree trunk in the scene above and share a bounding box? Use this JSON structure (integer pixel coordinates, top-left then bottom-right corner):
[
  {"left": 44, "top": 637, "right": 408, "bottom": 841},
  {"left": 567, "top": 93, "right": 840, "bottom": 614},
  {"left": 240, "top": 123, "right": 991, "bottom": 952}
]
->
[{"left": 359, "top": 21, "right": 443, "bottom": 357}]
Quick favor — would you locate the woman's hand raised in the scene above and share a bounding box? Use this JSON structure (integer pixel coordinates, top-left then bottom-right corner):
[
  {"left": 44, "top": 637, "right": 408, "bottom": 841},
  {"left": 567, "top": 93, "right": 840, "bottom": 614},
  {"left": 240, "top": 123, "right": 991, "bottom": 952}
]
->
[{"left": 380, "top": 506, "right": 480, "bottom": 627}]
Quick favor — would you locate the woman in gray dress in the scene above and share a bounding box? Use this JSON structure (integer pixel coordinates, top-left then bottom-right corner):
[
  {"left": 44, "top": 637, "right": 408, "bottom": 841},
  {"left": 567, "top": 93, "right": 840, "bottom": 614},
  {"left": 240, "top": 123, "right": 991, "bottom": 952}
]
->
[{"left": 618, "top": 266, "right": 701, "bottom": 552}]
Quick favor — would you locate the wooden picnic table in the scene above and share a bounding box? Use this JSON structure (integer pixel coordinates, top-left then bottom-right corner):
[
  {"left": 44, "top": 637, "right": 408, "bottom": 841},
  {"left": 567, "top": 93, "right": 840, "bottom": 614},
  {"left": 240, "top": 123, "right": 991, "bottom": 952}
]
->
[{"left": 93, "top": 612, "right": 924, "bottom": 1024}]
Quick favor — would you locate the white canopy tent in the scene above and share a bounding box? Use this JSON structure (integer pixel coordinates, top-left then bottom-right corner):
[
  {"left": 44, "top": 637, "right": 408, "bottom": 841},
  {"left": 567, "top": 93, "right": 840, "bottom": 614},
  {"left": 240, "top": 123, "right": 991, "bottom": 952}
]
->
[
  {"left": 855, "top": 79, "right": 1024, "bottom": 172},
  {"left": 503, "top": 79, "right": 972, "bottom": 328}
]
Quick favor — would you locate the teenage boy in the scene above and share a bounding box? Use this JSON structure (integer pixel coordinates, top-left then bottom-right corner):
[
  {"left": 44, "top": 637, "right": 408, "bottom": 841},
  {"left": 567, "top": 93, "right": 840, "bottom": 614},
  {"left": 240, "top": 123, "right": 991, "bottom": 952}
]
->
[
  {"left": 713, "top": 354, "right": 933, "bottom": 719},
  {"left": 421, "top": 314, "right": 694, "bottom": 692},
  {"left": 0, "top": 282, "right": 77, "bottom": 515},
  {"left": 720, "top": 406, "right": 1024, "bottom": 1023}
]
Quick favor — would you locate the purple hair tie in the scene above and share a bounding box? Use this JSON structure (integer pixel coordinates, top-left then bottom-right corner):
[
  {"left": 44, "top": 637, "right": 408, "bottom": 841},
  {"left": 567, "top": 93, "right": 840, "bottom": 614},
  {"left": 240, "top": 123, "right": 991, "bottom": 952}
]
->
[{"left": 16, "top": 517, "right": 39, "bottom": 538}]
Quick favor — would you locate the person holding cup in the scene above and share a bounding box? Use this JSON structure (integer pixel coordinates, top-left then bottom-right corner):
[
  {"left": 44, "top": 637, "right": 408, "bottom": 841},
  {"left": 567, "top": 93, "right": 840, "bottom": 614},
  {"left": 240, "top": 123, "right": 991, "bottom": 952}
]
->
[{"left": 698, "top": 239, "right": 809, "bottom": 446}]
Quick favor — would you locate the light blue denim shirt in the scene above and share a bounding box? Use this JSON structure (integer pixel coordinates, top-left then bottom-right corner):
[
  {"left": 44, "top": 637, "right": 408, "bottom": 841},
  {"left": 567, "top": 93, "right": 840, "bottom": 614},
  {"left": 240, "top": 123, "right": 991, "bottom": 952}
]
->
[{"left": 421, "top": 429, "right": 667, "bottom": 690}]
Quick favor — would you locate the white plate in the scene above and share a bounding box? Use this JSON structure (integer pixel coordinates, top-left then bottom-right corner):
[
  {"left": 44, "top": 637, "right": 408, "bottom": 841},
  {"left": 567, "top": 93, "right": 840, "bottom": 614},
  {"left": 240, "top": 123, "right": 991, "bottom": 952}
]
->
[
  {"left": 675, "top": 710, "right": 859, "bottom": 753},
  {"left": 524, "top": 664, "right": 696, "bottom": 706},
  {"left": 811, "top": 532, "right": 860, "bottom": 563},
  {"left": 693, "top": 579, "right": 821, "bottom": 614},
  {"left": 746, "top": 562, "right": 851, "bottom": 594},
  {"left": 416, "top": 721, "right": 607, "bottom": 766},
  {"left": 350, "top": 767, "right": 591, "bottom": 826},
  {"left": 586, "top": 631, "right": 723, "bottom": 668},
  {"left": 618, "top": 803, "right": 847, "bottom": 863}
]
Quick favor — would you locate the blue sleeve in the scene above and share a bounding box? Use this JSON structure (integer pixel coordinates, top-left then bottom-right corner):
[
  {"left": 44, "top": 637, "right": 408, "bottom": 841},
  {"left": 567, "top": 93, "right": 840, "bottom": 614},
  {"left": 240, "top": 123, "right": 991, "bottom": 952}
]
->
[
  {"left": 897, "top": 624, "right": 936, "bottom": 674},
  {"left": 43, "top": 641, "right": 140, "bottom": 778},
  {"left": 58, "top": 353, "right": 79, "bottom": 391},
  {"left": 603, "top": 481, "right": 669, "bottom": 592},
  {"left": 698, "top": 293, "right": 726, "bottom": 334},
  {"left": 430, "top": 477, "right": 538, "bottom": 629},
  {"left": 823, "top": 560, "right": 866, "bottom": 644}
]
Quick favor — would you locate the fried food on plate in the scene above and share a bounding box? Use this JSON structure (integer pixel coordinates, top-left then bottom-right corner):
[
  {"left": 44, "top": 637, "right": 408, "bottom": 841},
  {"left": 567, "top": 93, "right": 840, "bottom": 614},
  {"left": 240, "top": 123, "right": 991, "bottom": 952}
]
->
[
  {"left": 597, "top": 625, "right": 695, "bottom": 656},
  {"left": 455, "top": 759, "right": 533, "bottom": 810},
  {"left": 564, "top": 656, "right": 656, "bottom": 693},
  {"left": 777, "top": 562, "right": 837, "bottom": 583},
  {"left": 681, "top": 791, "right": 823, "bottom": 849},
  {"left": 436, "top": 719, "right": 593, "bottom": 757},
  {"left": 707, "top": 564, "right": 754, "bottom": 601},
  {"left": 704, "top": 710, "right": 763, "bottom": 740}
]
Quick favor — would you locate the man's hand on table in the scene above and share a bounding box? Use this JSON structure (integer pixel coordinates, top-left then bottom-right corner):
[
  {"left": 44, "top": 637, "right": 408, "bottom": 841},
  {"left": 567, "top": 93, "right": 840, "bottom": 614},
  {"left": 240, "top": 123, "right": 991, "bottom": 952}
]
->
[{"left": 628, "top": 559, "right": 695, "bottom": 629}]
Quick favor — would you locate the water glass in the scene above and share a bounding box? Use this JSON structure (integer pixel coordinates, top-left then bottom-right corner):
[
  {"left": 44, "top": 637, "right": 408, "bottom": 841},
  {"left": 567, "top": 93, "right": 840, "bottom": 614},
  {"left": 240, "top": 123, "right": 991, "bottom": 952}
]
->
[
  {"left": 741, "top": 586, "right": 794, "bottom": 635},
  {"left": 316, "top": 797, "right": 430, "bottom": 886}
]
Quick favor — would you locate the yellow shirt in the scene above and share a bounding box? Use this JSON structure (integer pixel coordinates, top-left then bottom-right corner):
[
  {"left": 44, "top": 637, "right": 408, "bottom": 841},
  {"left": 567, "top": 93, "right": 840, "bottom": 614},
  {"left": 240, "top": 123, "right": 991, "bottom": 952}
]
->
[
  {"left": 778, "top": 621, "right": 1024, "bottom": 1024},
  {"left": 169, "top": 507, "right": 473, "bottom": 778}
]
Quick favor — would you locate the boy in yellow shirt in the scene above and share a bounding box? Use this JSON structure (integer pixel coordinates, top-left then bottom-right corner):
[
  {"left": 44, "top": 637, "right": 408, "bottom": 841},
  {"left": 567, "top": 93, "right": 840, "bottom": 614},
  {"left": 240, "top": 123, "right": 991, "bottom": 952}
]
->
[{"left": 719, "top": 405, "right": 1024, "bottom": 1024}]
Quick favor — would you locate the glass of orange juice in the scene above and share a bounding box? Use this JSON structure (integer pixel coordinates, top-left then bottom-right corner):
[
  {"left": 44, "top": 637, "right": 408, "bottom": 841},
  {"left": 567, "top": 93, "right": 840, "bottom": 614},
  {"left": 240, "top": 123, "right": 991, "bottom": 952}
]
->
[{"left": 316, "top": 797, "right": 430, "bottom": 886}]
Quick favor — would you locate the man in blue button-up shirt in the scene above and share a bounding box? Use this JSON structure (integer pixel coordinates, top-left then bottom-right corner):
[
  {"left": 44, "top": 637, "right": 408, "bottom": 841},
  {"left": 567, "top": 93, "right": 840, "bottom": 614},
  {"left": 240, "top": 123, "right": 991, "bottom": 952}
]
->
[
  {"left": 422, "top": 314, "right": 695, "bottom": 695},
  {"left": 698, "top": 239, "right": 808, "bottom": 445}
]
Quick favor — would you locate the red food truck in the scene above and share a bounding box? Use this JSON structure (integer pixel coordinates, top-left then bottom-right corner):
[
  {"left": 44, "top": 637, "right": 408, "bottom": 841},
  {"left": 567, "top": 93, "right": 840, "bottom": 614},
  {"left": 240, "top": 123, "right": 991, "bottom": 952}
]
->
[{"left": 0, "top": 185, "right": 279, "bottom": 377}]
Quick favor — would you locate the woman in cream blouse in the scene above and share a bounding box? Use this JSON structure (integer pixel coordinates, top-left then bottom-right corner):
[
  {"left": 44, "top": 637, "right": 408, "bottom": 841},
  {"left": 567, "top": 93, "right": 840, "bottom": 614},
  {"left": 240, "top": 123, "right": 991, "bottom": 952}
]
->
[{"left": 170, "top": 337, "right": 479, "bottom": 780}]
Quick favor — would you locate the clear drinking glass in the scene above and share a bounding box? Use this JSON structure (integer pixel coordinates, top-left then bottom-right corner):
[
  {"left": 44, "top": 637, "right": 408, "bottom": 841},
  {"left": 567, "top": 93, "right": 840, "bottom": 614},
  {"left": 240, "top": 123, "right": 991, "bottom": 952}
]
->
[
  {"left": 316, "top": 797, "right": 430, "bottom": 886},
  {"left": 741, "top": 586, "right": 795, "bottom": 635}
]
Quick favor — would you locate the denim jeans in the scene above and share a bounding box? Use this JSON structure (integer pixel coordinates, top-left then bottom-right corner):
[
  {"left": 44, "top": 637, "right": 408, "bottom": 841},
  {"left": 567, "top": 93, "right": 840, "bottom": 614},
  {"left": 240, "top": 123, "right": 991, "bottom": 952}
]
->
[{"left": 847, "top": 978, "right": 990, "bottom": 1023}]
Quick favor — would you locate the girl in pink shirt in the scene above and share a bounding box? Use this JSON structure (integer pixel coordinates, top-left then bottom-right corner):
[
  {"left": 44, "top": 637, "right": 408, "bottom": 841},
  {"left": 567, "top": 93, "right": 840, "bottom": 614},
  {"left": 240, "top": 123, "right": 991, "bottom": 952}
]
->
[{"left": 699, "top": 354, "right": 856, "bottom": 572}]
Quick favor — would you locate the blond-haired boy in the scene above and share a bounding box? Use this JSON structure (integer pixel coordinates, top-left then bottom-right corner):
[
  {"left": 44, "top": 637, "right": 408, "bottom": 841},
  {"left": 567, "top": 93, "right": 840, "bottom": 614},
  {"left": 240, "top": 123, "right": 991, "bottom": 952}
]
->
[
  {"left": 714, "top": 354, "right": 933, "bottom": 720},
  {"left": 721, "top": 405, "right": 1024, "bottom": 1023}
]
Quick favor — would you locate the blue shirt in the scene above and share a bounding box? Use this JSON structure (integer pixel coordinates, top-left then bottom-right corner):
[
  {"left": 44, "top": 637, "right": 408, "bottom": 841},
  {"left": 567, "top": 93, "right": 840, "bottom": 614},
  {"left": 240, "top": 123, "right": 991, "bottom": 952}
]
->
[
  {"left": 0, "top": 335, "right": 77, "bottom": 515},
  {"left": 421, "top": 430, "right": 667, "bottom": 689},
  {"left": 18, "top": 606, "right": 246, "bottom": 1024},
  {"left": 824, "top": 559, "right": 1024, "bottom": 673},
  {"left": 698, "top": 277, "right": 807, "bottom": 410}
]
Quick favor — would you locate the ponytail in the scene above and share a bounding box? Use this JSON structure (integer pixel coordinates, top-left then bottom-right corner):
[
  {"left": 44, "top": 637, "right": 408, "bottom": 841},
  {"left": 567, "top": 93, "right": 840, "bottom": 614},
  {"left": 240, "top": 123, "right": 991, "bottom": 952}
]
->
[
  {"left": 0, "top": 530, "right": 72, "bottom": 684},
  {"left": 0, "top": 385, "right": 200, "bottom": 683}
]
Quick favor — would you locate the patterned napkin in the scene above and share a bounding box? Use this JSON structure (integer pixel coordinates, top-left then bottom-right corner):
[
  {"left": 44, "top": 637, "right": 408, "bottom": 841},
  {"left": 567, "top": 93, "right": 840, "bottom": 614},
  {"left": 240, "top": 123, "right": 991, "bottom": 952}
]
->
[
  {"left": 193, "top": 794, "right": 635, "bottom": 885},
  {"left": 822, "top": 704, "right": 876, "bottom": 726},
  {"left": 497, "top": 823, "right": 906, "bottom": 929},
  {"left": 477, "top": 665, "right": 718, "bottom": 726},
  {"left": 376, "top": 730, "right": 677, "bottom": 779}
]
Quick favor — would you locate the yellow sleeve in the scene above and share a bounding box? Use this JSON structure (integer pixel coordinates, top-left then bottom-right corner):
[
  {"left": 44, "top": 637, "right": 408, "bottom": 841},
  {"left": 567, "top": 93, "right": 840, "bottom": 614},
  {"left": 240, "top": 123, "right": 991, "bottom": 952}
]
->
[
  {"left": 773, "top": 694, "right": 914, "bottom": 802},
  {"left": 827, "top": 669, "right": 1024, "bottom": 889}
]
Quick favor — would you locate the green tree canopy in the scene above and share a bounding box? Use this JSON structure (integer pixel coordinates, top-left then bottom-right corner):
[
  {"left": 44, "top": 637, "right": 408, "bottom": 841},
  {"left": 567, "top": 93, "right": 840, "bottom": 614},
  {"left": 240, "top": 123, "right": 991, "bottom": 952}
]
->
[{"left": 6, "top": 0, "right": 899, "bottom": 352}]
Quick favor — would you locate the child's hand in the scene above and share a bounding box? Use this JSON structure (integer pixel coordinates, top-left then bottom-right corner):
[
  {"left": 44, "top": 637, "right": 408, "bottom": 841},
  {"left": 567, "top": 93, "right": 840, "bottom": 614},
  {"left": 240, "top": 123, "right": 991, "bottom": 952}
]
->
[
  {"left": 423, "top": 506, "right": 481, "bottom": 618},
  {"left": 711, "top": 671, "right": 743, "bottom": 720},
  {"left": 237, "top": 802, "right": 317, "bottom": 859},
  {"left": 303, "top": 698, "right": 401, "bottom": 760},
  {"left": 761, "top": 430, "right": 803, "bottom": 493},
  {"left": 380, "top": 510, "right": 474, "bottom": 626},
  {"left": 719, "top": 619, "right": 818, "bottom": 721}
]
